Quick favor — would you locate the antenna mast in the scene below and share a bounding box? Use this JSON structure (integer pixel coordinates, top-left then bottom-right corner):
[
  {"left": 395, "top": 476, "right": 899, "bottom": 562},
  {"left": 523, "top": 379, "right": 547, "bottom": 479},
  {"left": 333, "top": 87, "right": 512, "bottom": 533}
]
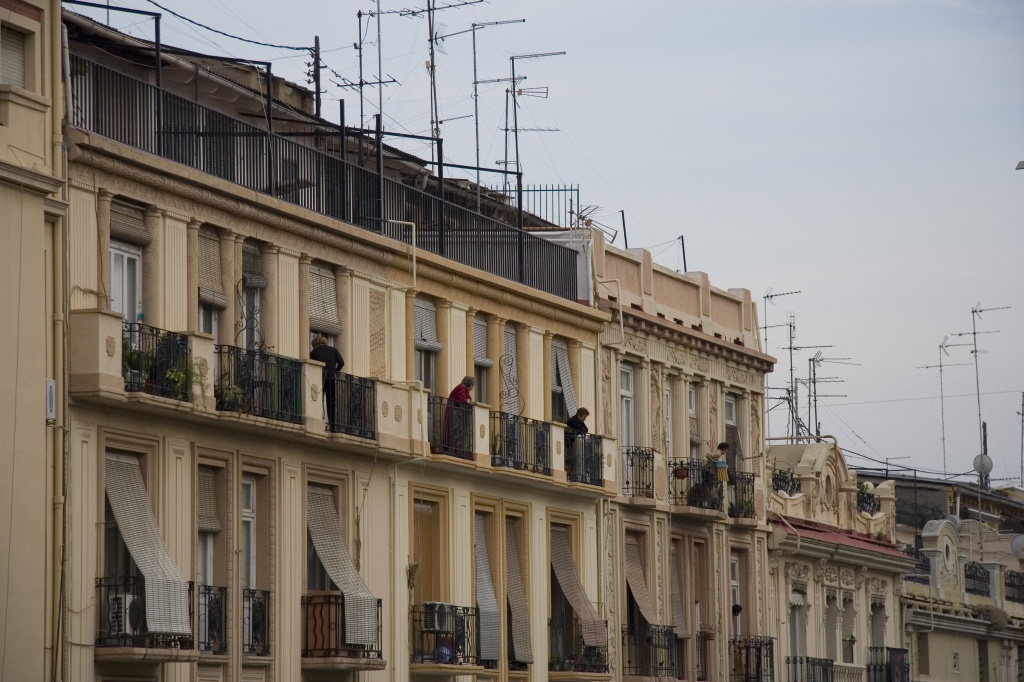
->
[
  {"left": 917, "top": 336, "right": 970, "bottom": 477},
  {"left": 952, "top": 303, "right": 1010, "bottom": 458}
]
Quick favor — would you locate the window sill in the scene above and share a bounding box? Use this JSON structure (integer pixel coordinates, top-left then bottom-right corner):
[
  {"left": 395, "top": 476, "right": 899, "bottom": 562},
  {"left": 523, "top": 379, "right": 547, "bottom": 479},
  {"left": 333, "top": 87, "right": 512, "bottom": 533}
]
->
[{"left": 0, "top": 84, "right": 50, "bottom": 112}]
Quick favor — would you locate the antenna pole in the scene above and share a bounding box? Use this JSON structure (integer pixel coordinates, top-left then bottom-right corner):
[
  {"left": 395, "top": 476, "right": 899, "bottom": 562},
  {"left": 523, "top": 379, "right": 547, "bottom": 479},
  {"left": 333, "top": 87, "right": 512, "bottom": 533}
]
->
[
  {"left": 511, "top": 57, "right": 520, "bottom": 176},
  {"left": 1018, "top": 392, "right": 1023, "bottom": 486},
  {"left": 680, "top": 235, "right": 687, "bottom": 272},
  {"left": 939, "top": 345, "right": 949, "bottom": 477},
  {"left": 313, "top": 36, "right": 321, "bottom": 118},
  {"left": 620, "top": 210, "right": 628, "bottom": 249},
  {"left": 472, "top": 25, "right": 481, "bottom": 211}
]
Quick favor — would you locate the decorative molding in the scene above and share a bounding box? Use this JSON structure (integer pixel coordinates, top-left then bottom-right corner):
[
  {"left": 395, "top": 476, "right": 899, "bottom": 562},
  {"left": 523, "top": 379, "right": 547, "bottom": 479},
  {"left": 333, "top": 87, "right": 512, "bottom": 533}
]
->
[
  {"left": 840, "top": 569, "right": 855, "bottom": 588},
  {"left": 623, "top": 332, "right": 648, "bottom": 355},
  {"left": 855, "top": 566, "right": 867, "bottom": 589},
  {"left": 814, "top": 558, "right": 828, "bottom": 584}
]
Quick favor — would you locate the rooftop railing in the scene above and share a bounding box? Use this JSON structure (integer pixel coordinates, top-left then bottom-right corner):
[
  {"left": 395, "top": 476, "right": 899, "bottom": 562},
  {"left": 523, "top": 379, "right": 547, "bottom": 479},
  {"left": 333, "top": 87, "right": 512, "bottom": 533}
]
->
[
  {"left": 899, "top": 545, "right": 930, "bottom": 586},
  {"left": 964, "top": 561, "right": 990, "bottom": 597},
  {"left": 1006, "top": 569, "right": 1024, "bottom": 603},
  {"left": 772, "top": 468, "right": 800, "bottom": 496},
  {"left": 70, "top": 54, "right": 578, "bottom": 301},
  {"left": 857, "top": 490, "right": 881, "bottom": 516}
]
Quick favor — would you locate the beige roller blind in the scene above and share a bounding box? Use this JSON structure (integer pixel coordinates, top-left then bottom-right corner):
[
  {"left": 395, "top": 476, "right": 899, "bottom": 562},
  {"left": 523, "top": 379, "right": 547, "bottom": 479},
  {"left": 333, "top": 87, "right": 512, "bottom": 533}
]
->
[
  {"left": 553, "top": 340, "right": 578, "bottom": 416},
  {"left": 198, "top": 231, "right": 227, "bottom": 308},
  {"left": 110, "top": 202, "right": 151, "bottom": 246},
  {"left": 1, "top": 27, "right": 26, "bottom": 89},
  {"left": 474, "top": 316, "right": 491, "bottom": 367},
  {"left": 505, "top": 518, "right": 532, "bottom": 663},
  {"left": 414, "top": 299, "right": 441, "bottom": 352},
  {"left": 670, "top": 540, "right": 690, "bottom": 638},
  {"left": 412, "top": 500, "right": 435, "bottom": 605},
  {"left": 624, "top": 533, "right": 659, "bottom": 626},
  {"left": 550, "top": 525, "right": 606, "bottom": 646},
  {"left": 197, "top": 467, "right": 222, "bottom": 533},
  {"left": 309, "top": 265, "right": 342, "bottom": 336},
  {"left": 475, "top": 513, "right": 501, "bottom": 660}
]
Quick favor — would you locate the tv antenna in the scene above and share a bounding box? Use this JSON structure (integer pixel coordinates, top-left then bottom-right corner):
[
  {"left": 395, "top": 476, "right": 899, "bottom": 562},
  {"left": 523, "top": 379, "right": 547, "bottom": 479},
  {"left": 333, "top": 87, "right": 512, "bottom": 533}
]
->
[
  {"left": 952, "top": 303, "right": 1010, "bottom": 460},
  {"left": 780, "top": 313, "right": 831, "bottom": 437},
  {"left": 504, "top": 51, "right": 565, "bottom": 183},
  {"left": 806, "top": 351, "right": 858, "bottom": 438},
  {"left": 917, "top": 335, "right": 971, "bottom": 477},
  {"left": 761, "top": 288, "right": 800, "bottom": 358}
]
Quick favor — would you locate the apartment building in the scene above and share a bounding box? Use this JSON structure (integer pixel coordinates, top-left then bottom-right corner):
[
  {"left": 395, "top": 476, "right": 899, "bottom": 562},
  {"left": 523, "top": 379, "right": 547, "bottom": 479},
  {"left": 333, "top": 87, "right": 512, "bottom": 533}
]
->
[{"left": 0, "top": 1, "right": 65, "bottom": 680}]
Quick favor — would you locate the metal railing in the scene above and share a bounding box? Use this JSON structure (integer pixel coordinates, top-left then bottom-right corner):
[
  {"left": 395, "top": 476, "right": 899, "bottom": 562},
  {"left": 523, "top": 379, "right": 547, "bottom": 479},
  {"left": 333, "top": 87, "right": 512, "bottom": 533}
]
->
[
  {"left": 301, "top": 591, "right": 383, "bottom": 659},
  {"left": 429, "top": 396, "right": 474, "bottom": 460},
  {"left": 548, "top": 618, "right": 609, "bottom": 673},
  {"left": 1006, "top": 569, "right": 1024, "bottom": 603},
  {"left": 214, "top": 345, "right": 303, "bottom": 424},
  {"left": 323, "top": 373, "right": 377, "bottom": 439},
  {"left": 242, "top": 589, "right": 271, "bottom": 656},
  {"left": 866, "top": 646, "right": 909, "bottom": 682},
  {"left": 96, "top": 576, "right": 194, "bottom": 649},
  {"left": 857, "top": 490, "right": 880, "bottom": 516},
  {"left": 122, "top": 321, "right": 191, "bottom": 401},
  {"left": 622, "top": 446, "right": 655, "bottom": 498},
  {"left": 565, "top": 431, "right": 603, "bottom": 486},
  {"left": 622, "top": 622, "right": 678, "bottom": 677},
  {"left": 728, "top": 636, "right": 776, "bottom": 682},
  {"left": 772, "top": 469, "right": 800, "bottom": 496},
  {"left": 410, "top": 604, "right": 479, "bottom": 665},
  {"left": 786, "top": 656, "right": 834, "bottom": 682},
  {"left": 964, "top": 561, "right": 991, "bottom": 596},
  {"left": 696, "top": 630, "right": 711, "bottom": 681},
  {"left": 197, "top": 584, "right": 227, "bottom": 655},
  {"left": 729, "top": 472, "right": 757, "bottom": 518},
  {"left": 899, "top": 545, "right": 930, "bottom": 586},
  {"left": 70, "top": 55, "right": 579, "bottom": 301},
  {"left": 489, "top": 411, "right": 551, "bottom": 475},
  {"left": 668, "top": 459, "right": 724, "bottom": 511}
]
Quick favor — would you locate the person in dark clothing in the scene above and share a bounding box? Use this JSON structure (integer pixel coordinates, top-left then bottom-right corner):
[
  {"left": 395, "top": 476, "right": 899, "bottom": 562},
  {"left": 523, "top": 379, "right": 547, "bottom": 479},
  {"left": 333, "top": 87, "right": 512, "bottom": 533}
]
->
[
  {"left": 442, "top": 376, "right": 474, "bottom": 455},
  {"left": 565, "top": 407, "right": 590, "bottom": 479},
  {"left": 310, "top": 336, "right": 345, "bottom": 430}
]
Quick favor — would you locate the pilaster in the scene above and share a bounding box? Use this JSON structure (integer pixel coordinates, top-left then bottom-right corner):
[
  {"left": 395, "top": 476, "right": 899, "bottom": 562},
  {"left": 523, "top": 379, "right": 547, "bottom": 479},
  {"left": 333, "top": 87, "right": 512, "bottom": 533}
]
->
[
  {"left": 96, "top": 188, "right": 112, "bottom": 310},
  {"left": 142, "top": 206, "right": 164, "bottom": 327},
  {"left": 186, "top": 219, "right": 200, "bottom": 332}
]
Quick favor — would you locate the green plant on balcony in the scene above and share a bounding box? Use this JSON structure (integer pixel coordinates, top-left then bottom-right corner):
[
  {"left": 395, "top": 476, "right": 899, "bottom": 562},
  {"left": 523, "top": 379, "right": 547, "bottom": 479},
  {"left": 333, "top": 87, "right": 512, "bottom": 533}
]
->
[
  {"left": 214, "top": 376, "right": 244, "bottom": 412},
  {"left": 729, "top": 499, "right": 756, "bottom": 517},
  {"left": 165, "top": 364, "right": 189, "bottom": 395}
]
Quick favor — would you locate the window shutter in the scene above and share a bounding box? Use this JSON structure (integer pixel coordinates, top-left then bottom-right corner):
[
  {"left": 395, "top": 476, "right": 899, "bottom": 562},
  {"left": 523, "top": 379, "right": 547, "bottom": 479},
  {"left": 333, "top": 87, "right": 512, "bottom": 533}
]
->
[
  {"left": 110, "top": 202, "right": 152, "bottom": 246},
  {"left": 414, "top": 299, "right": 441, "bottom": 352},
  {"left": 309, "top": 265, "right": 342, "bottom": 336},
  {"left": 473, "top": 316, "right": 491, "bottom": 367},
  {"left": 505, "top": 519, "right": 533, "bottom": 663},
  {"left": 1, "top": 27, "right": 26, "bottom": 89},
  {"left": 474, "top": 514, "right": 501, "bottom": 660},
  {"left": 242, "top": 244, "right": 268, "bottom": 288},
  {"left": 197, "top": 467, "right": 222, "bottom": 533},
  {"left": 198, "top": 231, "right": 227, "bottom": 308},
  {"left": 624, "top": 533, "right": 659, "bottom": 626},
  {"left": 552, "top": 339, "right": 578, "bottom": 416}
]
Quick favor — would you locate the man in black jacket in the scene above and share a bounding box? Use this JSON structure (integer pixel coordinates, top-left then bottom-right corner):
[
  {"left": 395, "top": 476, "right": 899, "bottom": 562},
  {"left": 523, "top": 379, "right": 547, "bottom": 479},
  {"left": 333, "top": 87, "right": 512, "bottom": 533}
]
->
[
  {"left": 565, "top": 407, "right": 590, "bottom": 479},
  {"left": 310, "top": 336, "right": 345, "bottom": 430}
]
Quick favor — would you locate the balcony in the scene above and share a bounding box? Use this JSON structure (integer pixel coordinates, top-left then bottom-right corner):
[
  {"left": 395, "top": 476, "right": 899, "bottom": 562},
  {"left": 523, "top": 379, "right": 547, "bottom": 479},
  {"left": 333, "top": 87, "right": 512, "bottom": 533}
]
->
[
  {"left": 410, "top": 604, "right": 480, "bottom": 668},
  {"left": 964, "top": 561, "right": 991, "bottom": 596},
  {"left": 122, "top": 321, "right": 191, "bottom": 401},
  {"left": 548, "top": 618, "right": 609, "bottom": 674},
  {"left": 622, "top": 622, "right": 677, "bottom": 677},
  {"left": 728, "top": 636, "right": 775, "bottom": 682},
  {"left": 214, "top": 345, "right": 303, "bottom": 424},
  {"left": 772, "top": 469, "right": 800, "bottom": 496},
  {"left": 565, "top": 431, "right": 604, "bottom": 487},
  {"left": 696, "top": 631, "right": 711, "bottom": 681},
  {"left": 429, "top": 396, "right": 475, "bottom": 460},
  {"left": 668, "top": 459, "right": 724, "bottom": 512},
  {"left": 622, "top": 446, "right": 655, "bottom": 499},
  {"left": 95, "top": 576, "right": 197, "bottom": 661},
  {"left": 196, "top": 585, "right": 227, "bottom": 655},
  {"left": 866, "top": 647, "right": 908, "bottom": 682},
  {"left": 301, "top": 592, "right": 385, "bottom": 669},
  {"left": 1006, "top": 569, "right": 1024, "bottom": 603},
  {"left": 899, "top": 546, "right": 930, "bottom": 586},
  {"left": 323, "top": 373, "right": 377, "bottom": 439},
  {"left": 490, "top": 411, "right": 551, "bottom": 475},
  {"left": 856, "top": 490, "right": 880, "bottom": 516},
  {"left": 69, "top": 54, "right": 579, "bottom": 301},
  {"left": 242, "top": 589, "right": 271, "bottom": 657},
  {"left": 786, "top": 656, "right": 833, "bottom": 682},
  {"left": 728, "top": 472, "right": 757, "bottom": 519}
]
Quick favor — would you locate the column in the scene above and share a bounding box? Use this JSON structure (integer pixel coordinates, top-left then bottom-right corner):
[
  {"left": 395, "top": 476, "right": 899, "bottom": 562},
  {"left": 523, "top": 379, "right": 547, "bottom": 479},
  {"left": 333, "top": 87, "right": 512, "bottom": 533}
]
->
[
  {"left": 435, "top": 300, "right": 451, "bottom": 397},
  {"left": 465, "top": 307, "right": 477, "bottom": 382},
  {"left": 186, "top": 220, "right": 200, "bottom": 332},
  {"left": 542, "top": 332, "right": 554, "bottom": 422},
  {"left": 516, "top": 324, "right": 531, "bottom": 418},
  {"left": 335, "top": 266, "right": 351, "bottom": 362},
  {"left": 638, "top": 359, "right": 651, "bottom": 447},
  {"left": 487, "top": 317, "right": 503, "bottom": 409},
  {"left": 261, "top": 244, "right": 278, "bottom": 352},
  {"left": 405, "top": 291, "right": 416, "bottom": 384},
  {"left": 217, "top": 230, "right": 236, "bottom": 346},
  {"left": 298, "top": 254, "right": 311, "bottom": 360},
  {"left": 142, "top": 206, "right": 164, "bottom": 327},
  {"left": 96, "top": 189, "right": 112, "bottom": 310}
]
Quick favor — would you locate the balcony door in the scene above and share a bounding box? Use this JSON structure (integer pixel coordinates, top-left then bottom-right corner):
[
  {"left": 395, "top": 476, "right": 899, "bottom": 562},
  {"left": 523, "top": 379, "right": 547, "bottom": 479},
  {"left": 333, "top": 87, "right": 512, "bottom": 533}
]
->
[{"left": 110, "top": 242, "right": 142, "bottom": 322}]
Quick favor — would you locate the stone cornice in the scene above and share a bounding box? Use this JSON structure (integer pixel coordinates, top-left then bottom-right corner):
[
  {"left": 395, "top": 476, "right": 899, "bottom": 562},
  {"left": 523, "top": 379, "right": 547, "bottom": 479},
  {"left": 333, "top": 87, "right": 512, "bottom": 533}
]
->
[{"left": 0, "top": 159, "right": 63, "bottom": 196}]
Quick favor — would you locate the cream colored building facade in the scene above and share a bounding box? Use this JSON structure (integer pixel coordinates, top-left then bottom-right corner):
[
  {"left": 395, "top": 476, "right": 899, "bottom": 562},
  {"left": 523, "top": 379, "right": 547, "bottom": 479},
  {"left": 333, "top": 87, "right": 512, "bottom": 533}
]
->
[{"left": 0, "top": 1, "right": 65, "bottom": 680}]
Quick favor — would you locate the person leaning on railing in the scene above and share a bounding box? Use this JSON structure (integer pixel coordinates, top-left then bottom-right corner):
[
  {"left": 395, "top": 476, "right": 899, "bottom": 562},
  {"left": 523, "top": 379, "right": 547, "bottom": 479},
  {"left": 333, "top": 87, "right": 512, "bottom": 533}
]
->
[
  {"left": 310, "top": 336, "right": 345, "bottom": 427},
  {"left": 443, "top": 376, "right": 475, "bottom": 453},
  {"left": 565, "top": 407, "right": 590, "bottom": 475}
]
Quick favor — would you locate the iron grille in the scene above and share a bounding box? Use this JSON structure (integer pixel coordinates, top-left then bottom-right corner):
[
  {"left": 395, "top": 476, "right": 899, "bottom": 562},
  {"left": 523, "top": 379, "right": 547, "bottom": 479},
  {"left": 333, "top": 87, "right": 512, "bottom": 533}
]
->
[
  {"left": 410, "top": 604, "right": 479, "bottom": 665},
  {"left": 214, "top": 345, "right": 303, "bottom": 424},
  {"left": 964, "top": 561, "right": 991, "bottom": 596},
  {"left": 301, "top": 592, "right": 383, "bottom": 659},
  {"left": 95, "top": 576, "right": 195, "bottom": 649},
  {"left": 565, "top": 431, "right": 604, "bottom": 486},
  {"left": 667, "top": 459, "right": 724, "bottom": 511},
  {"left": 323, "top": 373, "right": 377, "bottom": 439},
  {"left": 622, "top": 446, "right": 655, "bottom": 498},
  {"left": 489, "top": 411, "right": 551, "bottom": 475},
  {"left": 122, "top": 321, "right": 191, "bottom": 401},
  {"left": 429, "top": 396, "right": 474, "bottom": 460},
  {"left": 548, "top": 618, "right": 609, "bottom": 673}
]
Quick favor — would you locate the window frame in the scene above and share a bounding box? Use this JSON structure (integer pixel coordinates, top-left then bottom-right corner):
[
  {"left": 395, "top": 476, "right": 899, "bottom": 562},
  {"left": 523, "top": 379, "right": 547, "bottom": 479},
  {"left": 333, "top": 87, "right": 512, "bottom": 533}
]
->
[
  {"left": 619, "top": 363, "right": 635, "bottom": 447},
  {"left": 110, "top": 240, "right": 143, "bottom": 322}
]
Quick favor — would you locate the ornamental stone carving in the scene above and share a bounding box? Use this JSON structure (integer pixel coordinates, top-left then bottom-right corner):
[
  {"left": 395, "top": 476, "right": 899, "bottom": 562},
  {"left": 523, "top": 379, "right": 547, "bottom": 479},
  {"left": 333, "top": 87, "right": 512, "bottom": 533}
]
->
[
  {"left": 106, "top": 336, "right": 116, "bottom": 356},
  {"left": 814, "top": 558, "right": 828, "bottom": 583},
  {"left": 395, "top": 405, "right": 402, "bottom": 422},
  {"left": 868, "top": 577, "right": 888, "bottom": 596},
  {"left": 841, "top": 569, "right": 855, "bottom": 588},
  {"left": 623, "top": 332, "right": 648, "bottom": 355},
  {"left": 381, "top": 401, "right": 389, "bottom": 418},
  {"left": 310, "top": 384, "right": 319, "bottom": 402},
  {"left": 824, "top": 564, "right": 839, "bottom": 585},
  {"left": 856, "top": 566, "right": 867, "bottom": 589},
  {"left": 689, "top": 355, "right": 710, "bottom": 374}
]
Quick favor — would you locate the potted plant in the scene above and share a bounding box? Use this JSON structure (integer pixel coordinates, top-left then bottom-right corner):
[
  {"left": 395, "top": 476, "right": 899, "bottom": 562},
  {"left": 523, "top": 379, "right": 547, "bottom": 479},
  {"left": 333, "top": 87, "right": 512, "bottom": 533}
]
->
[
  {"left": 215, "top": 378, "right": 244, "bottom": 412},
  {"left": 165, "top": 363, "right": 190, "bottom": 399}
]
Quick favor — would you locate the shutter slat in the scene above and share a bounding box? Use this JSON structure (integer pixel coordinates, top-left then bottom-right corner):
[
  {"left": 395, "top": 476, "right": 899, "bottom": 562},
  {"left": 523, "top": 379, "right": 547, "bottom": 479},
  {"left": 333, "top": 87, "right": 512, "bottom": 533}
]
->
[
  {"left": 1, "top": 28, "right": 26, "bottom": 89},
  {"left": 198, "top": 232, "right": 223, "bottom": 295},
  {"left": 309, "top": 266, "right": 341, "bottom": 336}
]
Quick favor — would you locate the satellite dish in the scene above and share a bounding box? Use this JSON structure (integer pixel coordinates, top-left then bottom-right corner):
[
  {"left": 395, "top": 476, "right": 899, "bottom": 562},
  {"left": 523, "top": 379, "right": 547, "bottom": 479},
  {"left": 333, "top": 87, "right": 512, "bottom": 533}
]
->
[
  {"left": 1011, "top": 535, "right": 1024, "bottom": 557},
  {"left": 973, "top": 454, "right": 993, "bottom": 476}
]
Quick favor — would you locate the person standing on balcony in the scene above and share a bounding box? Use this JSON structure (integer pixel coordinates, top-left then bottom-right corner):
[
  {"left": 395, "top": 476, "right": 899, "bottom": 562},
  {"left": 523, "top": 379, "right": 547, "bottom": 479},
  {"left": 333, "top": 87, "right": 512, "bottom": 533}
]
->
[
  {"left": 442, "top": 376, "right": 474, "bottom": 455},
  {"left": 565, "top": 407, "right": 590, "bottom": 478},
  {"left": 310, "top": 336, "right": 345, "bottom": 430}
]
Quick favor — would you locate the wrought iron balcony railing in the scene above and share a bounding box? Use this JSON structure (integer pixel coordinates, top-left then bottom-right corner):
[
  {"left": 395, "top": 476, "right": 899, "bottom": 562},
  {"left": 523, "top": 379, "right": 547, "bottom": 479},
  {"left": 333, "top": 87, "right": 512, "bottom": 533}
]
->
[
  {"left": 96, "top": 576, "right": 194, "bottom": 649},
  {"left": 772, "top": 468, "right": 800, "bottom": 496},
  {"left": 489, "top": 411, "right": 551, "bottom": 475},
  {"left": 622, "top": 446, "right": 655, "bottom": 498},
  {"left": 196, "top": 584, "right": 227, "bottom": 655},
  {"left": 410, "top": 603, "right": 479, "bottom": 665},
  {"left": 429, "top": 396, "right": 474, "bottom": 460},
  {"left": 857, "top": 490, "right": 881, "bottom": 515},
  {"left": 122, "top": 321, "right": 191, "bottom": 401},
  {"left": 729, "top": 472, "right": 757, "bottom": 519},
  {"left": 668, "top": 459, "right": 724, "bottom": 511},
  {"left": 899, "top": 545, "right": 930, "bottom": 586},
  {"left": 786, "top": 655, "right": 834, "bottom": 682},
  {"left": 69, "top": 55, "right": 579, "bottom": 301},
  {"left": 242, "top": 589, "right": 271, "bottom": 656},
  {"left": 565, "top": 431, "right": 603, "bottom": 486},
  {"left": 696, "top": 630, "right": 711, "bottom": 681},
  {"left": 1006, "top": 569, "right": 1024, "bottom": 603},
  {"left": 728, "top": 636, "right": 775, "bottom": 682},
  {"left": 548, "top": 618, "right": 609, "bottom": 673},
  {"left": 621, "top": 622, "right": 677, "bottom": 677},
  {"left": 214, "top": 345, "right": 303, "bottom": 424},
  {"left": 866, "top": 646, "right": 909, "bottom": 682},
  {"left": 302, "top": 591, "right": 383, "bottom": 659},
  {"left": 964, "top": 561, "right": 990, "bottom": 596},
  {"left": 323, "top": 373, "right": 377, "bottom": 439}
]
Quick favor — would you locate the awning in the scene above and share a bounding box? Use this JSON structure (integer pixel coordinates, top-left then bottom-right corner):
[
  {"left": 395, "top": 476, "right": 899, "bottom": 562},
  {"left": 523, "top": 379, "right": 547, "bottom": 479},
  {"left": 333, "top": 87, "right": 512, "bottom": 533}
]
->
[
  {"left": 475, "top": 514, "right": 501, "bottom": 660},
  {"left": 624, "top": 535, "right": 659, "bottom": 626},
  {"left": 306, "top": 486, "right": 379, "bottom": 646},
  {"left": 669, "top": 542, "right": 690, "bottom": 639},
  {"left": 506, "top": 518, "right": 533, "bottom": 663},
  {"left": 197, "top": 467, "right": 221, "bottom": 533},
  {"left": 550, "top": 526, "right": 606, "bottom": 647},
  {"left": 104, "top": 453, "right": 190, "bottom": 635}
]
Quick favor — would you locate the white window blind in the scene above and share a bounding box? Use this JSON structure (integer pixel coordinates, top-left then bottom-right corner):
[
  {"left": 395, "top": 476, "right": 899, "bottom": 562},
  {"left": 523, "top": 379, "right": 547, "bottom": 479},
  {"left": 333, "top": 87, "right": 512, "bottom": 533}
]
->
[
  {"left": 473, "top": 315, "right": 491, "bottom": 367},
  {"left": 197, "top": 467, "right": 222, "bottom": 533},
  {"left": 414, "top": 299, "right": 441, "bottom": 352},
  {"left": 309, "top": 265, "right": 342, "bottom": 336},
  {"left": 550, "top": 526, "right": 606, "bottom": 646},
  {"left": 624, "top": 533, "right": 658, "bottom": 626},
  {"left": 474, "top": 513, "right": 501, "bottom": 660},
  {"left": 1, "top": 27, "right": 26, "bottom": 89},
  {"left": 552, "top": 339, "right": 578, "bottom": 416},
  {"left": 505, "top": 518, "right": 533, "bottom": 663}
]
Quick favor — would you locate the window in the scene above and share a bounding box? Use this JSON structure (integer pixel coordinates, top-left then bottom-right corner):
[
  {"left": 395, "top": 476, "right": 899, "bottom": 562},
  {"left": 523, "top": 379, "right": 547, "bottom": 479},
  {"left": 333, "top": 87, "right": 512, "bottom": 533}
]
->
[
  {"left": 870, "top": 602, "right": 885, "bottom": 648},
  {"left": 110, "top": 242, "right": 142, "bottom": 321},
  {"left": 240, "top": 475, "right": 257, "bottom": 651},
  {"left": 730, "top": 554, "right": 742, "bottom": 637},
  {"left": 475, "top": 511, "right": 500, "bottom": 665},
  {"left": 789, "top": 592, "right": 807, "bottom": 657},
  {"left": 550, "top": 521, "right": 606, "bottom": 666},
  {"left": 825, "top": 593, "right": 839, "bottom": 660},
  {"left": 842, "top": 594, "right": 855, "bottom": 663},
  {"left": 473, "top": 315, "right": 491, "bottom": 403},
  {"left": 241, "top": 244, "right": 266, "bottom": 350},
  {"left": 309, "top": 264, "right": 342, "bottom": 339},
  {"left": 689, "top": 383, "right": 701, "bottom": 460},
  {"left": 917, "top": 633, "right": 930, "bottom": 676},
  {"left": 724, "top": 393, "right": 743, "bottom": 471},
  {"left": 0, "top": 25, "right": 26, "bottom": 89},
  {"left": 506, "top": 515, "right": 533, "bottom": 666},
  {"left": 414, "top": 299, "right": 441, "bottom": 395},
  {"left": 197, "top": 466, "right": 224, "bottom": 654},
  {"left": 199, "top": 305, "right": 219, "bottom": 344},
  {"left": 197, "top": 229, "right": 227, "bottom": 331},
  {"left": 694, "top": 541, "right": 708, "bottom": 630},
  {"left": 551, "top": 339, "right": 578, "bottom": 424},
  {"left": 412, "top": 496, "right": 443, "bottom": 605},
  {"left": 620, "top": 364, "right": 635, "bottom": 446},
  {"left": 725, "top": 394, "right": 737, "bottom": 425},
  {"left": 664, "top": 384, "right": 673, "bottom": 457}
]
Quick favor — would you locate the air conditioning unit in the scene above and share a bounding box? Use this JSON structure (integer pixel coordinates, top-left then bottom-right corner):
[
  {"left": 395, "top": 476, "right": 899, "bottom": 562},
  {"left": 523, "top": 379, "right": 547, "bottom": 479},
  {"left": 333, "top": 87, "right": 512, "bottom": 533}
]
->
[
  {"left": 421, "top": 601, "right": 455, "bottom": 633},
  {"left": 109, "top": 594, "right": 142, "bottom": 636}
]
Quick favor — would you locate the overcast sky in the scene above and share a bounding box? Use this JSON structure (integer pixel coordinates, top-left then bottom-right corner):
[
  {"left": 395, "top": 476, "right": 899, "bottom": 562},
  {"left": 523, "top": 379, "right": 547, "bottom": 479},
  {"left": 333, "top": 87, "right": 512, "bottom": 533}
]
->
[{"left": 79, "top": 0, "right": 1024, "bottom": 483}]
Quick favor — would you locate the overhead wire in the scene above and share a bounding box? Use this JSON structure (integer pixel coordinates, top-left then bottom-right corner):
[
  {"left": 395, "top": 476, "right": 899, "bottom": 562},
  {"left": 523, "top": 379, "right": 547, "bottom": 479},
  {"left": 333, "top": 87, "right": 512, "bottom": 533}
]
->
[{"left": 142, "top": 0, "right": 312, "bottom": 51}]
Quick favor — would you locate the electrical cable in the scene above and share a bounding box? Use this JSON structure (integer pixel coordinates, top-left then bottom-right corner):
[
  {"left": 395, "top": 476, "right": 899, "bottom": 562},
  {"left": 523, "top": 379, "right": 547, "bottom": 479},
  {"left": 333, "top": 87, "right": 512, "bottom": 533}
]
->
[{"left": 142, "top": 0, "right": 312, "bottom": 52}]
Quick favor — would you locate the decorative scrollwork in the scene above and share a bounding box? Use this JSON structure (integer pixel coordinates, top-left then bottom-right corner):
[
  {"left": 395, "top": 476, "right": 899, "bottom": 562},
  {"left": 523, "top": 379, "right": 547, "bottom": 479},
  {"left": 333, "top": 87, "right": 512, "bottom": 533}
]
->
[{"left": 498, "top": 353, "right": 522, "bottom": 415}]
